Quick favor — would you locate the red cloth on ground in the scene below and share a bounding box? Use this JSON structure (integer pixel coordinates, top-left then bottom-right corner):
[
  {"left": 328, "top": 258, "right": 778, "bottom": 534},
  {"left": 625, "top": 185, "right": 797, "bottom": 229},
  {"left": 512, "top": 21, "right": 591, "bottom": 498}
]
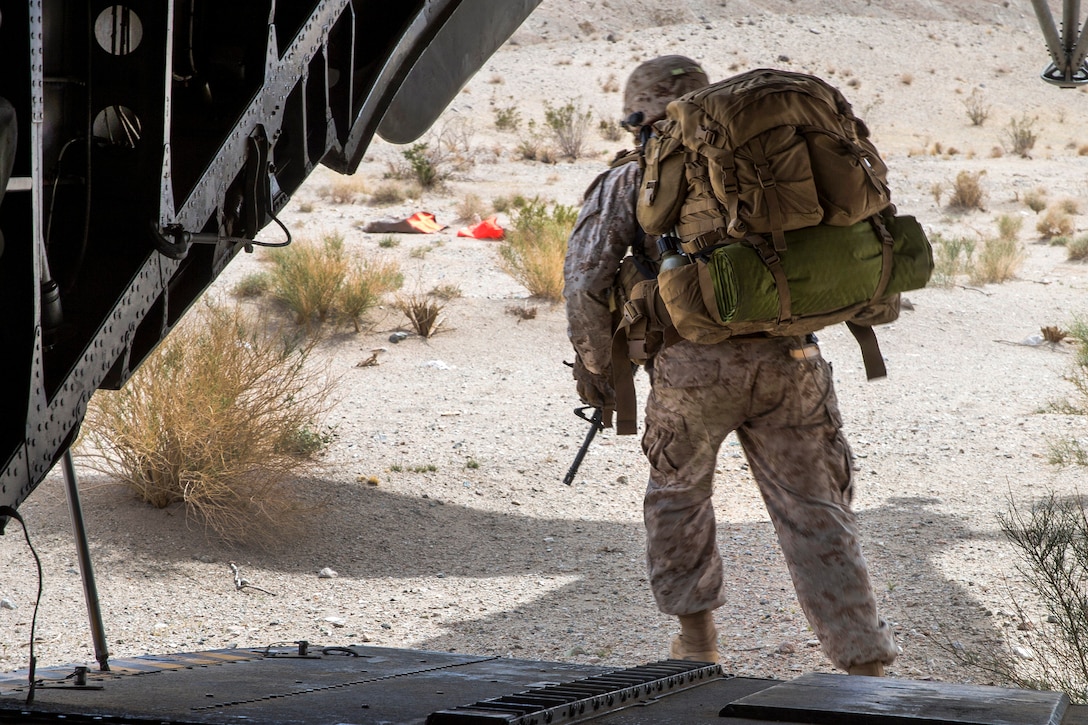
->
[{"left": 456, "top": 216, "right": 505, "bottom": 239}]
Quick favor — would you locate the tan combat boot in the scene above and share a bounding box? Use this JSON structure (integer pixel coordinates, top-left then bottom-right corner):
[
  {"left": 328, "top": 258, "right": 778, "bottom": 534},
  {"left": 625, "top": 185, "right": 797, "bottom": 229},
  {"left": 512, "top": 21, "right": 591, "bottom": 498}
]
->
[
  {"left": 847, "top": 661, "right": 885, "bottom": 676},
  {"left": 669, "top": 610, "right": 719, "bottom": 663}
]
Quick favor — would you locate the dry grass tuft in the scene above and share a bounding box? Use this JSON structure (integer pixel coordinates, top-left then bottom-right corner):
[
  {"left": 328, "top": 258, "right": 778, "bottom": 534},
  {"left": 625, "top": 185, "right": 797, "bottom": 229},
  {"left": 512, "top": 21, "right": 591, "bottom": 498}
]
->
[
  {"left": 947, "top": 170, "right": 986, "bottom": 211},
  {"left": 430, "top": 283, "right": 463, "bottom": 300},
  {"left": 996, "top": 214, "right": 1023, "bottom": 242},
  {"left": 268, "top": 233, "right": 402, "bottom": 331},
  {"left": 506, "top": 304, "right": 538, "bottom": 322},
  {"left": 323, "top": 176, "right": 367, "bottom": 204},
  {"left": 454, "top": 193, "right": 490, "bottom": 224},
  {"left": 1067, "top": 234, "right": 1088, "bottom": 261},
  {"left": 395, "top": 292, "right": 446, "bottom": 337},
  {"left": 340, "top": 259, "right": 404, "bottom": 332},
  {"left": 232, "top": 272, "right": 270, "bottom": 298},
  {"left": 1036, "top": 206, "right": 1076, "bottom": 239},
  {"left": 1041, "top": 325, "right": 1069, "bottom": 343},
  {"left": 368, "top": 182, "right": 414, "bottom": 206},
  {"left": 970, "top": 236, "right": 1024, "bottom": 284},
  {"left": 1023, "top": 187, "right": 1049, "bottom": 213},
  {"left": 81, "top": 302, "right": 334, "bottom": 546},
  {"left": 499, "top": 199, "right": 578, "bottom": 301}
]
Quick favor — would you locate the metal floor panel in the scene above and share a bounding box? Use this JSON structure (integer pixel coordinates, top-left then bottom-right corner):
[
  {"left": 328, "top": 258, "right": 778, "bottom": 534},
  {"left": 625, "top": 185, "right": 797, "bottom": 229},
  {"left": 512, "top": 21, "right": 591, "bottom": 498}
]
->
[
  {"left": 0, "top": 645, "right": 612, "bottom": 724},
  {"left": 3, "top": 646, "right": 1088, "bottom": 725}
]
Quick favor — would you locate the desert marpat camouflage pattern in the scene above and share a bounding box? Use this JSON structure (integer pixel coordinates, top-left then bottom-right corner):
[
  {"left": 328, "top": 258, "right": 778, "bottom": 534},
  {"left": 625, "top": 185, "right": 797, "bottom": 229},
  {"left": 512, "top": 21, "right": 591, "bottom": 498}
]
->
[
  {"left": 564, "top": 160, "right": 898, "bottom": 671},
  {"left": 643, "top": 336, "right": 899, "bottom": 671},
  {"left": 563, "top": 160, "right": 653, "bottom": 375}
]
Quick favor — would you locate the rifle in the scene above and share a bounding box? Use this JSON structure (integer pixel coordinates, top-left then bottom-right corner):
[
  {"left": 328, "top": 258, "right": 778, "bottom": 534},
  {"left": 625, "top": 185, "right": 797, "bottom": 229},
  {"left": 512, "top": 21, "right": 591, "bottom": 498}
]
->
[{"left": 563, "top": 406, "right": 611, "bottom": 486}]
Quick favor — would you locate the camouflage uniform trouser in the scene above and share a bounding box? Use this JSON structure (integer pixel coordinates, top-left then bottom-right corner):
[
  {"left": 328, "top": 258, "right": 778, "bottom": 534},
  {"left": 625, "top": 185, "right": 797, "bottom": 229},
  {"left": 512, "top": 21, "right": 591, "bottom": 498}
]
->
[{"left": 641, "top": 336, "right": 898, "bottom": 671}]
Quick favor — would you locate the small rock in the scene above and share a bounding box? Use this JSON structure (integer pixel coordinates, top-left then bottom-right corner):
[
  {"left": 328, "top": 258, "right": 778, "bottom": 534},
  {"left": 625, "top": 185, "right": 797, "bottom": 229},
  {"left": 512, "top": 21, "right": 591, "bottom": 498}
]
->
[
  {"left": 389, "top": 331, "right": 409, "bottom": 343},
  {"left": 776, "top": 642, "right": 796, "bottom": 654},
  {"left": 0, "top": 598, "right": 15, "bottom": 610},
  {"left": 1013, "top": 646, "right": 1034, "bottom": 660},
  {"left": 324, "top": 616, "right": 346, "bottom": 628},
  {"left": 1047, "top": 615, "right": 1060, "bottom": 624},
  {"left": 318, "top": 567, "right": 338, "bottom": 579},
  {"left": 805, "top": 639, "right": 820, "bottom": 648},
  {"left": 1017, "top": 621, "right": 1035, "bottom": 631},
  {"left": 380, "top": 623, "right": 392, "bottom": 630}
]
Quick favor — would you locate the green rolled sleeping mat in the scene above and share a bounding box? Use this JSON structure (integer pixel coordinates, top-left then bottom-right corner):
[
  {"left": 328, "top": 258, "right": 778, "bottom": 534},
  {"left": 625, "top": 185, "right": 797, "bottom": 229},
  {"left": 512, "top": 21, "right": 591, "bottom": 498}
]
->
[{"left": 706, "top": 215, "right": 933, "bottom": 324}]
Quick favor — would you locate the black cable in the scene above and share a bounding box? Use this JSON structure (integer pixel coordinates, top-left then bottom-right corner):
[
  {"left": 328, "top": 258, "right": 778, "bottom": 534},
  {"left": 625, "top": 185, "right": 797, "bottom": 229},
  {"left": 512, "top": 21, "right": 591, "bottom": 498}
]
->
[
  {"left": 246, "top": 211, "right": 292, "bottom": 248},
  {"left": 0, "top": 506, "right": 44, "bottom": 706}
]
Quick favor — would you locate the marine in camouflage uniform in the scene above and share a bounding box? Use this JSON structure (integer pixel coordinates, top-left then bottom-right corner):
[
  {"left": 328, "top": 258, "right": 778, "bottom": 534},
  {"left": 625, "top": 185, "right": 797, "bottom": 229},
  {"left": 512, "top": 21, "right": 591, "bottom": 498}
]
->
[{"left": 563, "top": 56, "right": 898, "bottom": 675}]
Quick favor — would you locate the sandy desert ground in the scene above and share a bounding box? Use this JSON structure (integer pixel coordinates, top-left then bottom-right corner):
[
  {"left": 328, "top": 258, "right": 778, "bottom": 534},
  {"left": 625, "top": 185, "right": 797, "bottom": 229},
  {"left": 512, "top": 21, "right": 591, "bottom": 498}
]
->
[{"left": 3, "top": 0, "right": 1088, "bottom": 692}]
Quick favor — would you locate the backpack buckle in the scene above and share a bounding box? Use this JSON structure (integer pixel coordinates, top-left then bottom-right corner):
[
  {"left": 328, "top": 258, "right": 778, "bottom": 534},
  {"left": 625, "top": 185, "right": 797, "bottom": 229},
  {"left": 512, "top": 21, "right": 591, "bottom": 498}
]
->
[
  {"left": 755, "top": 164, "right": 776, "bottom": 189},
  {"left": 696, "top": 126, "right": 719, "bottom": 147}
]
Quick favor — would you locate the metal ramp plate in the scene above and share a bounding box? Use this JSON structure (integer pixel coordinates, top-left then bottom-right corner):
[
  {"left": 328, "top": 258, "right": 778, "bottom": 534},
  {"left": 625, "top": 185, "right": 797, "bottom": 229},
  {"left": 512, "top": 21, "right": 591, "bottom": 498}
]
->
[
  {"left": 426, "top": 659, "right": 722, "bottom": 724},
  {"left": 0, "top": 645, "right": 613, "bottom": 724},
  {"left": 720, "top": 672, "right": 1071, "bottom": 725}
]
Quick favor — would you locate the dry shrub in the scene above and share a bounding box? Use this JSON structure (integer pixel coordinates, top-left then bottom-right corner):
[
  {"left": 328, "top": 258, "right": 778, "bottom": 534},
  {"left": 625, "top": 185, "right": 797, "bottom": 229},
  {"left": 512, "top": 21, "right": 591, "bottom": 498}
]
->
[
  {"left": 963, "top": 88, "right": 991, "bottom": 126},
  {"left": 454, "top": 193, "right": 490, "bottom": 224},
  {"left": 1042, "top": 325, "right": 1069, "bottom": 343},
  {"left": 340, "top": 259, "right": 403, "bottom": 332},
  {"left": 499, "top": 198, "right": 577, "bottom": 301},
  {"left": 1067, "top": 234, "right": 1088, "bottom": 261},
  {"left": 1023, "top": 187, "right": 1049, "bottom": 213},
  {"left": 929, "top": 181, "right": 943, "bottom": 206},
  {"left": 970, "top": 236, "right": 1023, "bottom": 284},
  {"left": 395, "top": 292, "right": 446, "bottom": 337},
  {"left": 515, "top": 120, "right": 552, "bottom": 162},
  {"left": 1059, "top": 197, "right": 1081, "bottom": 215},
  {"left": 929, "top": 233, "right": 976, "bottom": 287},
  {"left": 430, "top": 283, "right": 463, "bottom": 300},
  {"left": 947, "top": 170, "right": 986, "bottom": 211},
  {"left": 323, "top": 175, "right": 367, "bottom": 204},
  {"left": 493, "top": 104, "right": 522, "bottom": 132},
  {"left": 368, "top": 182, "right": 412, "bottom": 206},
  {"left": 598, "top": 118, "right": 624, "bottom": 142},
  {"left": 1037, "top": 206, "right": 1075, "bottom": 239},
  {"left": 996, "top": 214, "right": 1023, "bottom": 242},
  {"left": 386, "top": 118, "right": 476, "bottom": 189},
  {"left": 990, "top": 494, "right": 1088, "bottom": 699},
  {"left": 268, "top": 233, "right": 402, "bottom": 330},
  {"left": 506, "top": 304, "right": 538, "bottom": 321},
  {"left": 543, "top": 99, "right": 595, "bottom": 160},
  {"left": 1003, "top": 114, "right": 1038, "bottom": 157},
  {"left": 81, "top": 302, "right": 333, "bottom": 545},
  {"left": 232, "top": 272, "right": 270, "bottom": 298}
]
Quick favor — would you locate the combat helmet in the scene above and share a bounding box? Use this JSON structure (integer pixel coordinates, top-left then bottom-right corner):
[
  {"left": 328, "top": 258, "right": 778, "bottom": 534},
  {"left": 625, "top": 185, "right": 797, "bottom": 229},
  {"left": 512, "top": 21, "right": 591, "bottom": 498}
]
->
[{"left": 622, "top": 55, "right": 708, "bottom": 129}]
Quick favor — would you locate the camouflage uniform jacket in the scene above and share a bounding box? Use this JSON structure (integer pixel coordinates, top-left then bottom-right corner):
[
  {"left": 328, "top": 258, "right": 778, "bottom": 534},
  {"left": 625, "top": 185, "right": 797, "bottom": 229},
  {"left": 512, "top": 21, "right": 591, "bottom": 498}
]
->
[{"left": 563, "top": 154, "right": 654, "bottom": 375}]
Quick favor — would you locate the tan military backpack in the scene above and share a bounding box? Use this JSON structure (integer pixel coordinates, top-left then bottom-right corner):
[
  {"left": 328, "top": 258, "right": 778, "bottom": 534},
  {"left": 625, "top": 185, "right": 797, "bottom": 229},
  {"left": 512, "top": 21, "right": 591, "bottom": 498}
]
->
[
  {"left": 637, "top": 68, "right": 892, "bottom": 251},
  {"left": 610, "top": 69, "right": 933, "bottom": 435}
]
